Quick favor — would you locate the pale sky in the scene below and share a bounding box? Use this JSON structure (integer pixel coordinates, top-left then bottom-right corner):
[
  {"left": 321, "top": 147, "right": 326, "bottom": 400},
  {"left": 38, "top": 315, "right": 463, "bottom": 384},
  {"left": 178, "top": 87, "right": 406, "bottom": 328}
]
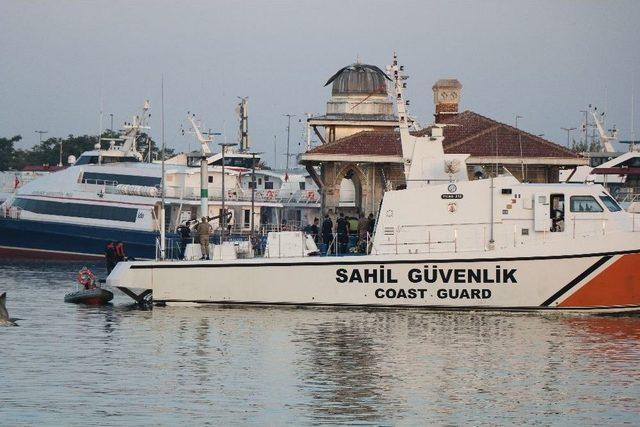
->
[{"left": 1, "top": 0, "right": 639, "bottom": 166}]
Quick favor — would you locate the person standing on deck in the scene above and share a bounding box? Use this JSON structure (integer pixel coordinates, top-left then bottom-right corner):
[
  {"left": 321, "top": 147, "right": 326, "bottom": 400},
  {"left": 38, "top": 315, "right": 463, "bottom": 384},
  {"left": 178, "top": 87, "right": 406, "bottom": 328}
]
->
[
  {"left": 336, "top": 212, "right": 349, "bottom": 254},
  {"left": 321, "top": 214, "right": 333, "bottom": 252},
  {"left": 105, "top": 241, "right": 117, "bottom": 273},
  {"left": 176, "top": 221, "right": 193, "bottom": 260},
  {"left": 357, "top": 213, "right": 369, "bottom": 252},
  {"left": 195, "top": 217, "right": 213, "bottom": 260},
  {"left": 115, "top": 241, "right": 126, "bottom": 263}
]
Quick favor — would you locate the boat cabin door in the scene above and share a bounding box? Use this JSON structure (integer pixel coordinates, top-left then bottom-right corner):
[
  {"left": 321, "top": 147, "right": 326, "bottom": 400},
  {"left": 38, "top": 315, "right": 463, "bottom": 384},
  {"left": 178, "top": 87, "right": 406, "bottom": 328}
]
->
[{"left": 533, "top": 193, "right": 551, "bottom": 231}]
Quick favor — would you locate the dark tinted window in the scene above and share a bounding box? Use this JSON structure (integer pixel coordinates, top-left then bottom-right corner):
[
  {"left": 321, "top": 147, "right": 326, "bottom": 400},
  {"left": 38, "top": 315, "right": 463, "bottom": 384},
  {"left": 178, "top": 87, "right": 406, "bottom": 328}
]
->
[
  {"left": 13, "top": 198, "right": 138, "bottom": 222},
  {"left": 82, "top": 172, "right": 160, "bottom": 187},
  {"left": 75, "top": 156, "right": 99, "bottom": 165}
]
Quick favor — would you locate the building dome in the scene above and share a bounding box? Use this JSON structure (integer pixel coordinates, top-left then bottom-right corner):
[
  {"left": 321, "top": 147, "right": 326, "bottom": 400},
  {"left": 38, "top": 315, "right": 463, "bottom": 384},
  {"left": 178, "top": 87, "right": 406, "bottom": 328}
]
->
[{"left": 325, "top": 63, "right": 390, "bottom": 96}]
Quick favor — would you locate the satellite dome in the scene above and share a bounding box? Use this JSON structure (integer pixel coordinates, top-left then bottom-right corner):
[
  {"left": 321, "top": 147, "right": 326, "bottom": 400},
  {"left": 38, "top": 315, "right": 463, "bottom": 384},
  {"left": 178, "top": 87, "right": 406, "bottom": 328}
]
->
[{"left": 325, "top": 63, "right": 391, "bottom": 96}]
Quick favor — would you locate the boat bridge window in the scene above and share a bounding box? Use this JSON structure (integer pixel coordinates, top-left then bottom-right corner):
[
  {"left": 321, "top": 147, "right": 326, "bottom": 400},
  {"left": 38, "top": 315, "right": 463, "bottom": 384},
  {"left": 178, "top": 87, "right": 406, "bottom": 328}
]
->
[
  {"left": 75, "top": 156, "right": 99, "bottom": 165},
  {"left": 13, "top": 197, "right": 139, "bottom": 222},
  {"left": 599, "top": 195, "right": 622, "bottom": 212},
  {"left": 211, "top": 157, "right": 254, "bottom": 168},
  {"left": 570, "top": 196, "right": 603, "bottom": 213},
  {"left": 82, "top": 172, "right": 161, "bottom": 187}
]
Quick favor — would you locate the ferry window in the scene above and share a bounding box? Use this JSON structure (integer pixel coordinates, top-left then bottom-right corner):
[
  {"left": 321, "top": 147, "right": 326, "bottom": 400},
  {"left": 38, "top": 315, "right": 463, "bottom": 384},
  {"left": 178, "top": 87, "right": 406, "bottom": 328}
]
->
[
  {"left": 264, "top": 181, "right": 274, "bottom": 190},
  {"left": 243, "top": 210, "right": 250, "bottom": 227},
  {"left": 13, "top": 198, "right": 138, "bottom": 222},
  {"left": 208, "top": 176, "right": 213, "bottom": 183},
  {"left": 82, "top": 172, "right": 161, "bottom": 187},
  {"left": 570, "top": 196, "right": 603, "bottom": 213},
  {"left": 599, "top": 195, "right": 622, "bottom": 212},
  {"left": 299, "top": 182, "right": 305, "bottom": 190},
  {"left": 248, "top": 181, "right": 255, "bottom": 189},
  {"left": 102, "top": 156, "right": 140, "bottom": 164}
]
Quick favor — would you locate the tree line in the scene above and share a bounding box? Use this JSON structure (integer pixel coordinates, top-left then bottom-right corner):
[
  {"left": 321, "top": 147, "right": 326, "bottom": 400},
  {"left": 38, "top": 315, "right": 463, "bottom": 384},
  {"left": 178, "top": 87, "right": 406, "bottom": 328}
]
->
[{"left": 0, "top": 132, "right": 174, "bottom": 171}]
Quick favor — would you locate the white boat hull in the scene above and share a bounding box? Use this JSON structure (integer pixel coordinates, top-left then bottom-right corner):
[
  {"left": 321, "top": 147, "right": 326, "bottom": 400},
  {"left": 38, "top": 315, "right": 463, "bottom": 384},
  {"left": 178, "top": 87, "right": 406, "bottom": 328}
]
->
[{"left": 108, "top": 247, "right": 640, "bottom": 313}]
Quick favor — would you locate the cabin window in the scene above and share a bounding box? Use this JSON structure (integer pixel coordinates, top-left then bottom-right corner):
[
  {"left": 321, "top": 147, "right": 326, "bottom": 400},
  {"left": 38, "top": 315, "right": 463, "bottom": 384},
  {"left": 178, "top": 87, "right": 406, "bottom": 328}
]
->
[
  {"left": 299, "top": 182, "right": 305, "bottom": 190},
  {"left": 248, "top": 181, "right": 255, "bottom": 189},
  {"left": 570, "top": 196, "right": 603, "bottom": 213},
  {"left": 550, "top": 194, "right": 565, "bottom": 232},
  {"left": 243, "top": 210, "right": 251, "bottom": 227},
  {"left": 13, "top": 197, "right": 138, "bottom": 222},
  {"left": 208, "top": 176, "right": 213, "bottom": 183},
  {"left": 599, "top": 195, "right": 622, "bottom": 212},
  {"left": 264, "top": 181, "right": 274, "bottom": 190},
  {"left": 258, "top": 178, "right": 262, "bottom": 185}
]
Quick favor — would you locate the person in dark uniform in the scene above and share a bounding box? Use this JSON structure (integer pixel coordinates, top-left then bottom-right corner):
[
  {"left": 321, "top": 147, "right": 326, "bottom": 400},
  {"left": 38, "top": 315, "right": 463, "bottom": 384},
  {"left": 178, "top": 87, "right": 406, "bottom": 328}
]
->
[
  {"left": 176, "top": 221, "right": 192, "bottom": 259},
  {"left": 321, "top": 213, "right": 333, "bottom": 253},
  {"left": 310, "top": 217, "right": 320, "bottom": 243},
  {"left": 336, "top": 212, "right": 349, "bottom": 254},
  {"left": 105, "top": 241, "right": 116, "bottom": 273}
]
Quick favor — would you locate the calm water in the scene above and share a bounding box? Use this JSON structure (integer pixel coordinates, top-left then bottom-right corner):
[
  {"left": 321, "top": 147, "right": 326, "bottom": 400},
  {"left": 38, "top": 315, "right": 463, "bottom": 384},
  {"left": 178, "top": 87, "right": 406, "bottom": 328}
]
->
[{"left": 1, "top": 260, "right": 639, "bottom": 426}]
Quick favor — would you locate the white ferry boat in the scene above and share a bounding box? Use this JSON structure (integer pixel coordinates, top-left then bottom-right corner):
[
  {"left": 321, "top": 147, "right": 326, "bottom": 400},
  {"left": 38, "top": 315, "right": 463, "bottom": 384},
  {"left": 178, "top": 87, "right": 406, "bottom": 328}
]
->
[
  {"left": 0, "top": 104, "right": 320, "bottom": 259},
  {"left": 107, "top": 57, "right": 640, "bottom": 313}
]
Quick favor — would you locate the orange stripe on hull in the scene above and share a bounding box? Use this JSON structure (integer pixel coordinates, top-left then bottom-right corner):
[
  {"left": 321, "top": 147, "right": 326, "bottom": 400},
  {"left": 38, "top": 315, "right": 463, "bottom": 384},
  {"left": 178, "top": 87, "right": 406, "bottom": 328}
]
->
[{"left": 559, "top": 254, "right": 640, "bottom": 307}]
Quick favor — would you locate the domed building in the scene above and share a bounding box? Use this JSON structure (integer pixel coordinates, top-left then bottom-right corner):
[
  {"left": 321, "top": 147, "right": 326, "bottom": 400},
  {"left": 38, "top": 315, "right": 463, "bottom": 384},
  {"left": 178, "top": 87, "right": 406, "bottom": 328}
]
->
[
  {"left": 308, "top": 63, "right": 397, "bottom": 144},
  {"left": 301, "top": 60, "right": 585, "bottom": 219}
]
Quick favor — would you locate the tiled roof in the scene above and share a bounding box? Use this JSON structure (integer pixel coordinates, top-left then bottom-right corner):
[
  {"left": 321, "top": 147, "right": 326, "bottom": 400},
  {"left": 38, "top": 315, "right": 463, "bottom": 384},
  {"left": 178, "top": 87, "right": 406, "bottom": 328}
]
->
[{"left": 304, "top": 110, "right": 580, "bottom": 159}]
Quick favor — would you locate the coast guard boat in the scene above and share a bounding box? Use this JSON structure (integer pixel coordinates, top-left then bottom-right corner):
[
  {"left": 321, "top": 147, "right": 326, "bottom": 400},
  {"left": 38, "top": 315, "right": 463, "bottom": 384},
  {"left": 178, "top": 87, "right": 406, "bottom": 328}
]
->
[
  {"left": 107, "top": 56, "right": 640, "bottom": 313},
  {"left": 0, "top": 103, "right": 320, "bottom": 259}
]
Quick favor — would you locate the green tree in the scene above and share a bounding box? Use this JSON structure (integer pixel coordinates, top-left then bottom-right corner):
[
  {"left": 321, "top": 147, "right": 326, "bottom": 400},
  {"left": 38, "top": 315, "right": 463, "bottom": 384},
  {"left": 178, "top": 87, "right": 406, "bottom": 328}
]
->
[{"left": 0, "top": 135, "right": 22, "bottom": 170}]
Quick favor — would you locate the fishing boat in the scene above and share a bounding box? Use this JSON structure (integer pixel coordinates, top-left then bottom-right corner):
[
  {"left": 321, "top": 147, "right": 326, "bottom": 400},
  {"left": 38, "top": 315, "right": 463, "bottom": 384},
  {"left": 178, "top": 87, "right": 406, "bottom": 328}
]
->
[
  {"left": 107, "top": 55, "right": 640, "bottom": 313},
  {"left": 0, "top": 102, "right": 320, "bottom": 260}
]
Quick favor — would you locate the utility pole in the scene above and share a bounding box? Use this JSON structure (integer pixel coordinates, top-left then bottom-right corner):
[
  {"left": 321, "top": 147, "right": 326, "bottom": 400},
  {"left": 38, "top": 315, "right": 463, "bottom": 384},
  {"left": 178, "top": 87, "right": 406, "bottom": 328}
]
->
[
  {"left": 273, "top": 135, "right": 277, "bottom": 170},
  {"left": 218, "top": 142, "right": 237, "bottom": 244},
  {"left": 109, "top": 114, "right": 114, "bottom": 132},
  {"left": 580, "top": 109, "right": 589, "bottom": 149},
  {"left": 283, "top": 114, "right": 295, "bottom": 173},
  {"left": 515, "top": 115, "right": 524, "bottom": 181},
  {"left": 561, "top": 127, "right": 577, "bottom": 148},
  {"left": 249, "top": 151, "right": 262, "bottom": 238}
]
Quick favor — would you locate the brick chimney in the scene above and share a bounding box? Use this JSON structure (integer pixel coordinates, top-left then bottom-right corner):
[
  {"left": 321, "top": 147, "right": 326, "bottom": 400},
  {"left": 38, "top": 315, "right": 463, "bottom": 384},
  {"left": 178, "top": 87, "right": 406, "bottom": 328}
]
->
[{"left": 432, "top": 79, "right": 462, "bottom": 123}]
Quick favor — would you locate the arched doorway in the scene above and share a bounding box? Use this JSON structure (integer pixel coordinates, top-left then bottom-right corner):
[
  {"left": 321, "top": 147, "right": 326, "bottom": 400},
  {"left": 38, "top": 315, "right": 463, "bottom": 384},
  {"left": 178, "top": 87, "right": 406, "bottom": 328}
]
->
[{"left": 336, "top": 167, "right": 364, "bottom": 215}]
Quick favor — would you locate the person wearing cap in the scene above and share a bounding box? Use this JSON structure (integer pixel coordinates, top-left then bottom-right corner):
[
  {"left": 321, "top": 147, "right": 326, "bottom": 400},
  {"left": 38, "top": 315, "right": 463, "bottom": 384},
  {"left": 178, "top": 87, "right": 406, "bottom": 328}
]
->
[{"left": 194, "top": 217, "right": 213, "bottom": 260}]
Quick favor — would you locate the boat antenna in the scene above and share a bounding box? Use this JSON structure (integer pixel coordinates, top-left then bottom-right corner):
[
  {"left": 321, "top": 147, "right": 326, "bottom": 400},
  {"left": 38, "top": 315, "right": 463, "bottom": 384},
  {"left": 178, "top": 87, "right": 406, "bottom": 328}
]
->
[{"left": 160, "top": 75, "right": 166, "bottom": 260}]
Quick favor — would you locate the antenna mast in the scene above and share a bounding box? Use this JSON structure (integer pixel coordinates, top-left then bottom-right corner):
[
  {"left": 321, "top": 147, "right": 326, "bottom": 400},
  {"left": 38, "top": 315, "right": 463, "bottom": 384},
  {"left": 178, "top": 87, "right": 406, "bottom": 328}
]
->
[{"left": 238, "top": 97, "right": 249, "bottom": 152}]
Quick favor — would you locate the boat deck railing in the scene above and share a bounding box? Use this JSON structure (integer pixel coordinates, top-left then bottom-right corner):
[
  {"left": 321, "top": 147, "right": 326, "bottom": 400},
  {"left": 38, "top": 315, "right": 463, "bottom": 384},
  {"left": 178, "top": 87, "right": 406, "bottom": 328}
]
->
[{"left": 154, "top": 229, "right": 373, "bottom": 261}]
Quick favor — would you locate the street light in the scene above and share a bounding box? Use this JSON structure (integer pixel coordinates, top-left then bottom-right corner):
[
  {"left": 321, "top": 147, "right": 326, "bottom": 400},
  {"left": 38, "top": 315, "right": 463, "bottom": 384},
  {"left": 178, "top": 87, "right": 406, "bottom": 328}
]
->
[
  {"left": 218, "top": 142, "right": 237, "bottom": 244},
  {"left": 561, "top": 127, "right": 577, "bottom": 148}
]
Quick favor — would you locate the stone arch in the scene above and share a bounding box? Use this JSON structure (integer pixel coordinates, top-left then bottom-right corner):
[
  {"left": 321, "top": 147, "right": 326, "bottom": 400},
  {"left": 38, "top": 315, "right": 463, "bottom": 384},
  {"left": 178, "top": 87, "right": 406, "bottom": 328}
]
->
[{"left": 334, "top": 164, "right": 367, "bottom": 214}]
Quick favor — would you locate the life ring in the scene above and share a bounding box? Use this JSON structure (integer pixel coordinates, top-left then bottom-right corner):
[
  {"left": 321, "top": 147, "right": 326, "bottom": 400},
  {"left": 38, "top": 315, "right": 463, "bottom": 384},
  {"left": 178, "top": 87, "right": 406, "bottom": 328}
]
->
[
  {"left": 266, "top": 190, "right": 275, "bottom": 200},
  {"left": 77, "top": 267, "right": 96, "bottom": 289},
  {"left": 307, "top": 191, "right": 316, "bottom": 201}
]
